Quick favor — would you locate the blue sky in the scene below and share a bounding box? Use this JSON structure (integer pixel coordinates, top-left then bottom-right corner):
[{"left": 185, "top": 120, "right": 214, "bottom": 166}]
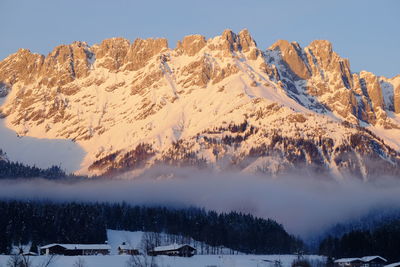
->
[{"left": 1, "top": 0, "right": 399, "bottom": 77}]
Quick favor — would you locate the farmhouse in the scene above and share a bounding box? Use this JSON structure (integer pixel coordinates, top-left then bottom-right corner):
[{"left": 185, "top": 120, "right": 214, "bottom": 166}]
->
[
  {"left": 334, "top": 258, "right": 364, "bottom": 267},
  {"left": 335, "top": 256, "right": 387, "bottom": 267},
  {"left": 361, "top": 256, "right": 387, "bottom": 267},
  {"left": 148, "top": 244, "right": 196, "bottom": 257},
  {"left": 40, "top": 244, "right": 111, "bottom": 256},
  {"left": 117, "top": 242, "right": 139, "bottom": 255}
]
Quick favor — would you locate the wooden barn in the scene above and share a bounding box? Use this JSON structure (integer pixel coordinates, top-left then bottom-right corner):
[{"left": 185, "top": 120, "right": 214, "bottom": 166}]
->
[
  {"left": 40, "top": 244, "right": 110, "bottom": 256},
  {"left": 148, "top": 244, "right": 196, "bottom": 257},
  {"left": 117, "top": 242, "right": 139, "bottom": 255},
  {"left": 334, "top": 258, "right": 364, "bottom": 267},
  {"left": 335, "top": 256, "right": 387, "bottom": 267},
  {"left": 361, "top": 256, "right": 387, "bottom": 267}
]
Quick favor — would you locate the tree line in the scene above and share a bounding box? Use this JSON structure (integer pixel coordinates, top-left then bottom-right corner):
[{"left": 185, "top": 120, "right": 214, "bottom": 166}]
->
[
  {"left": 0, "top": 200, "right": 303, "bottom": 255},
  {"left": 319, "top": 219, "right": 400, "bottom": 261},
  {"left": 0, "top": 160, "right": 66, "bottom": 180}
]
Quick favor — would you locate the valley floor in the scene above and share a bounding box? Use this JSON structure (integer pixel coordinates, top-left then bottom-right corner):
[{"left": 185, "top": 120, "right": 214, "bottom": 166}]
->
[{"left": 0, "top": 254, "right": 326, "bottom": 267}]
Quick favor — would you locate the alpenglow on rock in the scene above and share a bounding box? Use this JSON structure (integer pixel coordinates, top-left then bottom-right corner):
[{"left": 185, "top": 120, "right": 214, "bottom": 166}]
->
[{"left": 0, "top": 29, "right": 400, "bottom": 179}]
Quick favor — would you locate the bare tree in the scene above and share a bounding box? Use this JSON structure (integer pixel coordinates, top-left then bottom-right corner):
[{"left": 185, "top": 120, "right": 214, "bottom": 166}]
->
[
  {"left": 140, "top": 232, "right": 160, "bottom": 254},
  {"left": 7, "top": 248, "right": 57, "bottom": 267},
  {"left": 20, "top": 254, "right": 33, "bottom": 267},
  {"left": 7, "top": 245, "right": 31, "bottom": 267},
  {"left": 72, "top": 258, "right": 86, "bottom": 267},
  {"left": 274, "top": 260, "right": 282, "bottom": 267},
  {"left": 6, "top": 253, "right": 22, "bottom": 267}
]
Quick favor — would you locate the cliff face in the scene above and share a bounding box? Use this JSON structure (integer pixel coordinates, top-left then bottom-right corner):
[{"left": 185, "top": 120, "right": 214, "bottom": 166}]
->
[
  {"left": 0, "top": 29, "right": 399, "bottom": 179},
  {"left": 266, "top": 39, "right": 399, "bottom": 127}
]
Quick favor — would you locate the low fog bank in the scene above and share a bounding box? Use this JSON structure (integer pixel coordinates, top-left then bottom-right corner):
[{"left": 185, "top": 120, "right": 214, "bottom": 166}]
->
[{"left": 1, "top": 167, "right": 400, "bottom": 239}]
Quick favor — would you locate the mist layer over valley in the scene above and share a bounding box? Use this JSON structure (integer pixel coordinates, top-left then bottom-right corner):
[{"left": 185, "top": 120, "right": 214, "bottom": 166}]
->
[{"left": 1, "top": 167, "right": 400, "bottom": 239}]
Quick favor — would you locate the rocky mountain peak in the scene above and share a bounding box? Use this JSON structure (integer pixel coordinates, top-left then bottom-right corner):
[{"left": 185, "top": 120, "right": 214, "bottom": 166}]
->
[
  {"left": 90, "top": 37, "right": 169, "bottom": 72},
  {"left": 359, "top": 71, "right": 385, "bottom": 110},
  {"left": 238, "top": 28, "right": 257, "bottom": 52},
  {"left": 96, "top": 37, "right": 131, "bottom": 52},
  {"left": 15, "top": 48, "right": 35, "bottom": 57},
  {"left": 269, "top": 39, "right": 311, "bottom": 80},
  {"left": 306, "top": 40, "right": 333, "bottom": 55},
  {"left": 266, "top": 38, "right": 399, "bottom": 127},
  {"left": 176, "top": 35, "right": 207, "bottom": 56},
  {"left": 0, "top": 48, "right": 44, "bottom": 86},
  {"left": 390, "top": 76, "right": 400, "bottom": 114},
  {"left": 219, "top": 29, "right": 240, "bottom": 53},
  {"left": 1, "top": 31, "right": 400, "bottom": 178},
  {"left": 210, "top": 29, "right": 258, "bottom": 57},
  {"left": 124, "top": 37, "right": 168, "bottom": 71},
  {"left": 94, "top": 37, "right": 130, "bottom": 71},
  {"left": 221, "top": 29, "right": 237, "bottom": 42},
  {"left": 305, "top": 39, "right": 352, "bottom": 82}
]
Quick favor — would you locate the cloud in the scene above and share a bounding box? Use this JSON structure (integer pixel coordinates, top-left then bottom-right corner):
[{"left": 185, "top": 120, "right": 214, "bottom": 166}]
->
[{"left": 1, "top": 167, "right": 400, "bottom": 238}]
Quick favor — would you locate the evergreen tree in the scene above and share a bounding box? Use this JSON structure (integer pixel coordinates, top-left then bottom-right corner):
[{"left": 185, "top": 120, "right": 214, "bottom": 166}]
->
[{"left": 0, "top": 200, "right": 303, "bottom": 255}]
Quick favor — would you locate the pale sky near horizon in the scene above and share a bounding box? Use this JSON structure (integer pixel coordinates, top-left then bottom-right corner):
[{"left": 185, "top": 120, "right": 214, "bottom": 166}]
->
[{"left": 0, "top": 0, "right": 399, "bottom": 77}]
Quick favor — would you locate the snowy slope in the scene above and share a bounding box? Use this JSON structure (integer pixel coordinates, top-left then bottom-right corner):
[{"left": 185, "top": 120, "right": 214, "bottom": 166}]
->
[
  {"left": 0, "top": 30, "right": 399, "bottom": 179},
  {"left": 0, "top": 98, "right": 85, "bottom": 172},
  {"left": 0, "top": 254, "right": 325, "bottom": 267},
  {"left": 106, "top": 229, "right": 235, "bottom": 255},
  {"left": 107, "top": 230, "right": 144, "bottom": 255}
]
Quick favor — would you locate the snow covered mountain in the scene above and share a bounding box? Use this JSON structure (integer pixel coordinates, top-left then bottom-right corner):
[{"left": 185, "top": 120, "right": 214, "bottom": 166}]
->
[{"left": 0, "top": 29, "right": 399, "bottom": 179}]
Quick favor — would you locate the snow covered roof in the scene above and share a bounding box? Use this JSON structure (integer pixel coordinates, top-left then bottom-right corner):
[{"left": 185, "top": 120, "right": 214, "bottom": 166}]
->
[
  {"left": 152, "top": 243, "right": 194, "bottom": 252},
  {"left": 118, "top": 244, "right": 136, "bottom": 250},
  {"left": 385, "top": 262, "right": 400, "bottom": 267},
  {"left": 335, "top": 256, "right": 387, "bottom": 264},
  {"left": 22, "top": 252, "right": 38, "bottom": 256},
  {"left": 361, "top": 256, "right": 387, "bottom": 262},
  {"left": 40, "top": 244, "right": 111, "bottom": 250},
  {"left": 334, "top": 258, "right": 363, "bottom": 263}
]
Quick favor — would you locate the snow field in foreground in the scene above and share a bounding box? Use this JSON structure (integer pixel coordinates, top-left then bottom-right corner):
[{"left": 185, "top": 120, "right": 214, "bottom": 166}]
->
[{"left": 0, "top": 254, "right": 326, "bottom": 267}]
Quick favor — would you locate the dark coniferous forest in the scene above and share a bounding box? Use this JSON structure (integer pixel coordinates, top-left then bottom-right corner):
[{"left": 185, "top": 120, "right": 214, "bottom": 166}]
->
[
  {"left": 0, "top": 152, "right": 66, "bottom": 179},
  {"left": 319, "top": 219, "right": 400, "bottom": 261},
  {"left": 0, "top": 200, "right": 303, "bottom": 255}
]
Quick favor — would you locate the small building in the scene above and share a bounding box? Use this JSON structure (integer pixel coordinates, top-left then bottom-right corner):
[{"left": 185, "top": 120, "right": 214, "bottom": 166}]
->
[
  {"left": 361, "top": 256, "right": 387, "bottom": 267},
  {"left": 335, "top": 256, "right": 388, "bottom": 267},
  {"left": 334, "top": 258, "right": 364, "bottom": 267},
  {"left": 148, "top": 244, "right": 196, "bottom": 257},
  {"left": 118, "top": 242, "right": 139, "bottom": 255},
  {"left": 40, "top": 244, "right": 111, "bottom": 256}
]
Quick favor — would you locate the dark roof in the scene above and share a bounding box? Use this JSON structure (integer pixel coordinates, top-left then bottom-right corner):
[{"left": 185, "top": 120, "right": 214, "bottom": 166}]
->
[
  {"left": 40, "top": 244, "right": 111, "bottom": 250},
  {"left": 152, "top": 244, "right": 195, "bottom": 252}
]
